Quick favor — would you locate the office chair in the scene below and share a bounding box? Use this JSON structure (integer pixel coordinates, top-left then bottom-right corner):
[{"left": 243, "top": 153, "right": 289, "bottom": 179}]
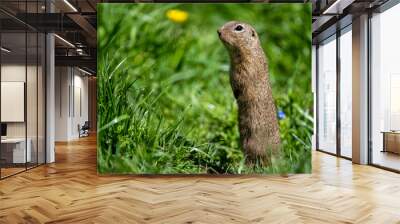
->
[{"left": 79, "top": 121, "right": 90, "bottom": 138}]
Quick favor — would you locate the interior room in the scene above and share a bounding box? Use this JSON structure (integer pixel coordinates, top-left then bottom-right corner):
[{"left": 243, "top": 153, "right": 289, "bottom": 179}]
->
[
  {"left": 370, "top": 2, "right": 400, "bottom": 171},
  {"left": 54, "top": 66, "right": 91, "bottom": 141},
  {"left": 0, "top": 0, "right": 400, "bottom": 223},
  {"left": 313, "top": 0, "right": 400, "bottom": 175},
  {"left": 0, "top": 8, "right": 46, "bottom": 178},
  {"left": 0, "top": 0, "right": 96, "bottom": 179}
]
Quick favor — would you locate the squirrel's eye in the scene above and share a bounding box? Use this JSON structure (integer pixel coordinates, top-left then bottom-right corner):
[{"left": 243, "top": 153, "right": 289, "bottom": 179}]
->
[{"left": 234, "top": 25, "right": 244, "bottom": 32}]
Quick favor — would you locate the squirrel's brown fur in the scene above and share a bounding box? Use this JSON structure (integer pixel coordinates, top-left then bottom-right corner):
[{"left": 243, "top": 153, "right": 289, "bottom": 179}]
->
[{"left": 218, "top": 21, "right": 281, "bottom": 161}]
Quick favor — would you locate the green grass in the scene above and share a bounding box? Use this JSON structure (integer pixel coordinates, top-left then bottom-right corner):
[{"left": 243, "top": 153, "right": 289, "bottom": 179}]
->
[{"left": 97, "top": 3, "right": 312, "bottom": 174}]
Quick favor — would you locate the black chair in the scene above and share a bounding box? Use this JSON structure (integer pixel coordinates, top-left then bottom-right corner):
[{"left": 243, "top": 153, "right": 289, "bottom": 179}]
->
[{"left": 79, "top": 121, "right": 90, "bottom": 138}]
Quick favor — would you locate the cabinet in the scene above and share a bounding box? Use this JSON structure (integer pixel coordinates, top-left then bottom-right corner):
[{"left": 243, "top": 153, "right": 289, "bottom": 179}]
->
[{"left": 382, "top": 132, "right": 400, "bottom": 154}]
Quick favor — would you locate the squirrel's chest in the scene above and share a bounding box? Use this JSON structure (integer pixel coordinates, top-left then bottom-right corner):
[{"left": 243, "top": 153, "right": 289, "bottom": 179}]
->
[{"left": 229, "top": 66, "right": 266, "bottom": 96}]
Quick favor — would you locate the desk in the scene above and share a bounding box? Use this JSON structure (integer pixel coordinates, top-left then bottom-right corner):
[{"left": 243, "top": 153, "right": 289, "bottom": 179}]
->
[
  {"left": 382, "top": 131, "right": 400, "bottom": 154},
  {"left": 1, "top": 138, "right": 31, "bottom": 163}
]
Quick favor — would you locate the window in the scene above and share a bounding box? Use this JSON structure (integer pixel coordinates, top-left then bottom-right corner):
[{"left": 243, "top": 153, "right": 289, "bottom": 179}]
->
[
  {"left": 370, "top": 3, "right": 400, "bottom": 171},
  {"left": 317, "top": 35, "right": 337, "bottom": 154},
  {"left": 339, "top": 27, "right": 352, "bottom": 158}
]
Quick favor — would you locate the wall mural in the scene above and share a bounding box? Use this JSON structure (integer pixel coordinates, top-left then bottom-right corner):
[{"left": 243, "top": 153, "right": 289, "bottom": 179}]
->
[{"left": 97, "top": 3, "right": 312, "bottom": 174}]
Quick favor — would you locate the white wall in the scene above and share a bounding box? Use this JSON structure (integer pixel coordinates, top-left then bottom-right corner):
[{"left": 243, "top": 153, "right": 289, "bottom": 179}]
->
[
  {"left": 55, "top": 66, "right": 89, "bottom": 141},
  {"left": 1, "top": 82, "right": 25, "bottom": 122},
  {"left": 72, "top": 72, "right": 89, "bottom": 138},
  {"left": 1, "top": 65, "right": 26, "bottom": 140},
  {"left": 55, "top": 66, "right": 69, "bottom": 141},
  {"left": 1, "top": 65, "right": 35, "bottom": 138},
  {"left": 1, "top": 65, "right": 25, "bottom": 81},
  {"left": 1, "top": 65, "right": 26, "bottom": 129},
  {"left": 1, "top": 63, "right": 46, "bottom": 164}
]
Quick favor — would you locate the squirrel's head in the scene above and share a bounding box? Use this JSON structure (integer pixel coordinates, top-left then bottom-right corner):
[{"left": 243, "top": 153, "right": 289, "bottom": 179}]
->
[{"left": 218, "top": 21, "right": 260, "bottom": 54}]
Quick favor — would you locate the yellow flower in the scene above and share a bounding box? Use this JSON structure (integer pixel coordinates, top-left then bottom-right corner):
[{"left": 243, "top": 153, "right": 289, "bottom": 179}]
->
[{"left": 166, "top": 9, "right": 188, "bottom": 23}]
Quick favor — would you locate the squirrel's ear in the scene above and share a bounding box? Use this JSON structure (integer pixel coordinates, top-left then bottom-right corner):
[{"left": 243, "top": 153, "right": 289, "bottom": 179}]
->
[{"left": 251, "top": 29, "right": 255, "bottom": 37}]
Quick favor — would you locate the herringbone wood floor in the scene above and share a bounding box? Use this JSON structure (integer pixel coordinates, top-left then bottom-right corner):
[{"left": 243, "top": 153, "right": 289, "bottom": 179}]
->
[{"left": 1, "top": 135, "right": 400, "bottom": 224}]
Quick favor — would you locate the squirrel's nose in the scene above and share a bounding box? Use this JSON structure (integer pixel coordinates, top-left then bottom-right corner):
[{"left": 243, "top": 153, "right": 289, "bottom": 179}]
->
[{"left": 217, "top": 30, "right": 221, "bottom": 36}]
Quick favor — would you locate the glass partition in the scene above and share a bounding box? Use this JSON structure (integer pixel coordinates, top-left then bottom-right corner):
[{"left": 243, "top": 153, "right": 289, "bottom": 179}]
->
[
  {"left": 1, "top": 30, "right": 27, "bottom": 177},
  {"left": 38, "top": 32, "right": 45, "bottom": 165},
  {"left": 317, "top": 35, "right": 337, "bottom": 154},
  {"left": 339, "top": 26, "right": 352, "bottom": 158},
  {"left": 371, "top": 3, "right": 400, "bottom": 171},
  {"left": 27, "top": 30, "right": 38, "bottom": 169},
  {"left": 0, "top": 2, "right": 46, "bottom": 179}
]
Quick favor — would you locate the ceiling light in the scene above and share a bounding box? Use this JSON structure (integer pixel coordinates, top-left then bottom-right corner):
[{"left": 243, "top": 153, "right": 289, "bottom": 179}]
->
[
  {"left": 1, "top": 47, "right": 11, "bottom": 53},
  {"left": 76, "top": 48, "right": 86, "bottom": 56},
  {"left": 63, "top": 0, "right": 78, "bottom": 12},
  {"left": 54, "top": 34, "right": 75, "bottom": 48},
  {"left": 78, "top": 67, "right": 93, "bottom": 76},
  {"left": 322, "top": 0, "right": 354, "bottom": 15}
]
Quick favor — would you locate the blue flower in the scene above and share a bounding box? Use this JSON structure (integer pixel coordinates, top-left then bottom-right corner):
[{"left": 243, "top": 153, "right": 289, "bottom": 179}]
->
[{"left": 278, "top": 110, "right": 285, "bottom": 120}]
